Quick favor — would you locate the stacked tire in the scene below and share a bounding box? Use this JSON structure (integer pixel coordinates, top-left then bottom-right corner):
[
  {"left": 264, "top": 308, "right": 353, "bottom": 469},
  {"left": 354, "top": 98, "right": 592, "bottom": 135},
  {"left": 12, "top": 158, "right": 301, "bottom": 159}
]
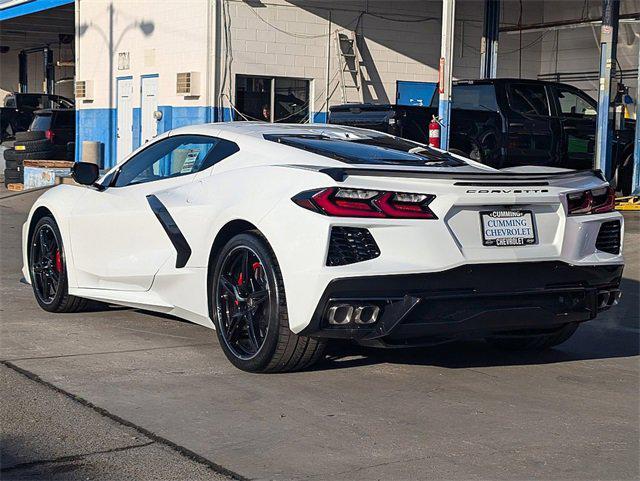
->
[{"left": 3, "top": 131, "right": 55, "bottom": 187}]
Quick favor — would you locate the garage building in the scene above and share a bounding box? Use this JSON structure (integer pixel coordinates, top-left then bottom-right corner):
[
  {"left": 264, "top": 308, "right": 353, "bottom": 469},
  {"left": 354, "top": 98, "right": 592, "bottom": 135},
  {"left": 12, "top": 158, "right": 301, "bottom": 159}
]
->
[{"left": 1, "top": 0, "right": 638, "bottom": 173}]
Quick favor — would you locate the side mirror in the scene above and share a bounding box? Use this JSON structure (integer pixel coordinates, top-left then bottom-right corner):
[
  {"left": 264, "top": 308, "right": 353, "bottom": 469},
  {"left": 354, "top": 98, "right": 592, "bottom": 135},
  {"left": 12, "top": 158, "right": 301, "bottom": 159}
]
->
[{"left": 71, "top": 162, "right": 100, "bottom": 186}]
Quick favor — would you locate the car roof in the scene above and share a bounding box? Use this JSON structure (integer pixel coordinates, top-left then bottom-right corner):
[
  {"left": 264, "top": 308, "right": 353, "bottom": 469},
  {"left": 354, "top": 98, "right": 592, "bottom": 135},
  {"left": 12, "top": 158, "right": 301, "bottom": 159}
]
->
[{"left": 170, "top": 122, "right": 400, "bottom": 141}]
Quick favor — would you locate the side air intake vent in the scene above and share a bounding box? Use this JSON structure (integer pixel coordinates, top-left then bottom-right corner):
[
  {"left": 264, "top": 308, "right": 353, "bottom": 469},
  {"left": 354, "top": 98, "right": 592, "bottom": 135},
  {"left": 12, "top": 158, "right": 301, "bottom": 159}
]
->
[
  {"left": 327, "top": 227, "right": 380, "bottom": 266},
  {"left": 595, "top": 220, "right": 621, "bottom": 255}
]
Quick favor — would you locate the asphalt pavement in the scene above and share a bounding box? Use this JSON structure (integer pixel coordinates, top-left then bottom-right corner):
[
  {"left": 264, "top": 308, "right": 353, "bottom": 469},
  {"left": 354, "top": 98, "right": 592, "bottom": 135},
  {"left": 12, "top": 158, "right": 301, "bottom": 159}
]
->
[{"left": 1, "top": 187, "right": 638, "bottom": 480}]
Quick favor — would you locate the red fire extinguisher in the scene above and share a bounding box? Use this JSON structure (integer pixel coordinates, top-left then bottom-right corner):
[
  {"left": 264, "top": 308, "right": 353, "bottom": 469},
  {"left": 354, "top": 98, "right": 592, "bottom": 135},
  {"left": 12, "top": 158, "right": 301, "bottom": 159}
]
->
[{"left": 428, "top": 116, "right": 440, "bottom": 149}]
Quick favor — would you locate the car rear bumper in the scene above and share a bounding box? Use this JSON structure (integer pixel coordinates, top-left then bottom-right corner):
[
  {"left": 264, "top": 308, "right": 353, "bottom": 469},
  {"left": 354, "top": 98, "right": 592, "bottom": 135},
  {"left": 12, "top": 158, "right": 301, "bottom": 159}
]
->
[{"left": 300, "top": 261, "right": 623, "bottom": 346}]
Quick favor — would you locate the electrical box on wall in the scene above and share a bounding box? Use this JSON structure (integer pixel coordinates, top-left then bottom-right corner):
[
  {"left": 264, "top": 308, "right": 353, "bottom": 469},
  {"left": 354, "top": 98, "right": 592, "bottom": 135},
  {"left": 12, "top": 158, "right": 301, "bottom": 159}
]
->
[
  {"left": 75, "top": 80, "right": 94, "bottom": 101},
  {"left": 176, "top": 72, "right": 200, "bottom": 97}
]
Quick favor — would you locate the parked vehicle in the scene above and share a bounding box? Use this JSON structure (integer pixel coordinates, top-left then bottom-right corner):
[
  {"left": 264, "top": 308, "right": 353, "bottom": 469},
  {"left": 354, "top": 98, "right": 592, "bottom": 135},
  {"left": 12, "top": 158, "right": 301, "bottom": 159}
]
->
[
  {"left": 0, "top": 93, "right": 73, "bottom": 142},
  {"left": 329, "top": 79, "right": 636, "bottom": 194},
  {"left": 23, "top": 124, "right": 623, "bottom": 372},
  {"left": 2, "top": 109, "right": 75, "bottom": 186},
  {"left": 27, "top": 109, "right": 76, "bottom": 160}
]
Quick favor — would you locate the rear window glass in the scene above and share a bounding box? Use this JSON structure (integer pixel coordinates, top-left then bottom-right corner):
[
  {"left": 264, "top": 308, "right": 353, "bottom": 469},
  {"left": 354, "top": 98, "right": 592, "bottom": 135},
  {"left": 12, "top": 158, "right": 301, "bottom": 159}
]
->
[
  {"left": 264, "top": 133, "right": 465, "bottom": 167},
  {"left": 53, "top": 111, "right": 74, "bottom": 127},
  {"left": 30, "top": 114, "right": 52, "bottom": 131},
  {"left": 452, "top": 84, "right": 498, "bottom": 111}
]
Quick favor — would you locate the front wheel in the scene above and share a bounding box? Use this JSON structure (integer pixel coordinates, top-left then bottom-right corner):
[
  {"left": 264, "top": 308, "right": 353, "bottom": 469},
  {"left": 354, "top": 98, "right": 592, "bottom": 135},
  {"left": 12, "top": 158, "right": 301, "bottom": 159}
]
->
[
  {"left": 485, "top": 323, "right": 578, "bottom": 351},
  {"left": 211, "top": 231, "right": 326, "bottom": 373},
  {"left": 29, "top": 216, "right": 87, "bottom": 312}
]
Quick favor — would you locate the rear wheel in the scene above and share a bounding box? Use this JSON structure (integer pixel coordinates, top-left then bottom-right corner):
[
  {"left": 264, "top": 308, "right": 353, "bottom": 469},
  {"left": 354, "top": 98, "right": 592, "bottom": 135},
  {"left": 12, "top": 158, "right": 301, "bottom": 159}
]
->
[
  {"left": 211, "top": 231, "right": 326, "bottom": 372},
  {"left": 29, "top": 216, "right": 87, "bottom": 312},
  {"left": 485, "top": 323, "right": 578, "bottom": 351}
]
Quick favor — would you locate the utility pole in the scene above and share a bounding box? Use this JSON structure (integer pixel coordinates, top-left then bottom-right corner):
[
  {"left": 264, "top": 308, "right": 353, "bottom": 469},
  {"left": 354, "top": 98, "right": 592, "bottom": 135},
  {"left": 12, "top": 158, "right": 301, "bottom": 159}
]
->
[
  {"left": 594, "top": 0, "right": 620, "bottom": 179},
  {"left": 480, "top": 0, "right": 500, "bottom": 79},
  {"left": 438, "top": 0, "right": 456, "bottom": 150}
]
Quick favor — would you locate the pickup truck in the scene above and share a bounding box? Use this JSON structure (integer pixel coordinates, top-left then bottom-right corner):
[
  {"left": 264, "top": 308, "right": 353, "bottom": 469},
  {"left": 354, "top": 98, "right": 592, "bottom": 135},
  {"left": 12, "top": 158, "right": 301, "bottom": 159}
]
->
[
  {"left": 329, "top": 79, "right": 636, "bottom": 194},
  {"left": 0, "top": 92, "right": 74, "bottom": 143}
]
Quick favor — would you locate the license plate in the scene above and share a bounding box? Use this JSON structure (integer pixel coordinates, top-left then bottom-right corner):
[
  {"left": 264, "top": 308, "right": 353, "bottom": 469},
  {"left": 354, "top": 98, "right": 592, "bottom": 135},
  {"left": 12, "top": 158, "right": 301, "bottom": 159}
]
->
[{"left": 481, "top": 210, "right": 536, "bottom": 247}]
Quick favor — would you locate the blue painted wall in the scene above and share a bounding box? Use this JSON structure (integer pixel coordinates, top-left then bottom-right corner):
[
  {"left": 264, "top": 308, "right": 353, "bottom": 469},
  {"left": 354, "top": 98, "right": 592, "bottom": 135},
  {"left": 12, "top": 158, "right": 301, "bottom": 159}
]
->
[
  {"left": 0, "top": 0, "right": 73, "bottom": 21},
  {"left": 76, "top": 108, "right": 114, "bottom": 167},
  {"left": 76, "top": 106, "right": 323, "bottom": 167}
]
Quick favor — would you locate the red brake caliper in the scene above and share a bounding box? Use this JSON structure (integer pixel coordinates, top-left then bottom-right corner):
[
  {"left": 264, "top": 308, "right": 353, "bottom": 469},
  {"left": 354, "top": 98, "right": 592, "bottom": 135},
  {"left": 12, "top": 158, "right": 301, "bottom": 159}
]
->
[{"left": 55, "top": 250, "right": 62, "bottom": 273}]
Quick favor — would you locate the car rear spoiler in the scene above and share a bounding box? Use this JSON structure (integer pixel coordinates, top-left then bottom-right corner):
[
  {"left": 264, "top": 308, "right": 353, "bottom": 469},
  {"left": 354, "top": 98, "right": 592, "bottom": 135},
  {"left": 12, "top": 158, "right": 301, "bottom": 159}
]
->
[{"left": 284, "top": 165, "right": 606, "bottom": 183}]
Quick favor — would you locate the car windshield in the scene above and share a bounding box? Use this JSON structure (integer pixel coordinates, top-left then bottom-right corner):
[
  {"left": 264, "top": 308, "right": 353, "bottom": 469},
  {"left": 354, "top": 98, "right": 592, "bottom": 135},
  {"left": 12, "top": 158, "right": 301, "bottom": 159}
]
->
[{"left": 264, "top": 133, "right": 465, "bottom": 167}]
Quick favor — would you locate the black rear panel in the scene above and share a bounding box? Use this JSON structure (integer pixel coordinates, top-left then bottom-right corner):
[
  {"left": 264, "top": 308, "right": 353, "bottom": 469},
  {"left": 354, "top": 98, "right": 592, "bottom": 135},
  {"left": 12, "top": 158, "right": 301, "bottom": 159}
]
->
[
  {"left": 596, "top": 220, "right": 621, "bottom": 255},
  {"left": 327, "top": 227, "right": 380, "bottom": 266}
]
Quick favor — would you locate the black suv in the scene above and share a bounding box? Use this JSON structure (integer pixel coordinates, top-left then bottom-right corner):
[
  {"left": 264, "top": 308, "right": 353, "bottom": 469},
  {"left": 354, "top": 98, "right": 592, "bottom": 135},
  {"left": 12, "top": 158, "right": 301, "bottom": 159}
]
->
[
  {"left": 1, "top": 93, "right": 74, "bottom": 142},
  {"left": 3, "top": 109, "right": 75, "bottom": 186}
]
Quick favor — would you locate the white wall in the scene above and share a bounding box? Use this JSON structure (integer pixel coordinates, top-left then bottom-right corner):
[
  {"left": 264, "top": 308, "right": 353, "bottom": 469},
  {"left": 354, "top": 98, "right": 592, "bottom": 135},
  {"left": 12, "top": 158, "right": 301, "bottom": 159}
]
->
[
  {"left": 75, "top": 0, "right": 639, "bottom": 117},
  {"left": 222, "top": 0, "right": 545, "bottom": 115},
  {"left": 538, "top": 0, "right": 639, "bottom": 102},
  {"left": 76, "top": 0, "right": 210, "bottom": 111}
]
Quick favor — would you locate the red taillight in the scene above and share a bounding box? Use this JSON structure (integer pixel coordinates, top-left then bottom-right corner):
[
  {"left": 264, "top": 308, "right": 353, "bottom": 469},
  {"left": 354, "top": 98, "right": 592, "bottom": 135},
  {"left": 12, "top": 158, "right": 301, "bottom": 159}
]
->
[
  {"left": 293, "top": 188, "right": 437, "bottom": 219},
  {"left": 567, "top": 187, "right": 615, "bottom": 215},
  {"left": 45, "top": 129, "right": 55, "bottom": 141},
  {"left": 312, "top": 188, "right": 385, "bottom": 218}
]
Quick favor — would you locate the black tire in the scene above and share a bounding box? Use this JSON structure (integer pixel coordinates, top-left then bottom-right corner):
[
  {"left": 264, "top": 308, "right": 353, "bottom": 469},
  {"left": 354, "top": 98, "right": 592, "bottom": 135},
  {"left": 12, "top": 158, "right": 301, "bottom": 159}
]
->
[
  {"left": 450, "top": 147, "right": 483, "bottom": 163},
  {"left": 15, "top": 130, "right": 46, "bottom": 142},
  {"left": 4, "top": 170, "right": 24, "bottom": 187},
  {"left": 28, "top": 216, "right": 87, "bottom": 313},
  {"left": 66, "top": 142, "right": 75, "bottom": 161},
  {"left": 211, "top": 231, "right": 326, "bottom": 373},
  {"left": 485, "top": 323, "right": 579, "bottom": 351},
  {"left": 16, "top": 150, "right": 56, "bottom": 160},
  {"left": 5, "top": 159, "right": 22, "bottom": 170},
  {"left": 3, "top": 148, "right": 24, "bottom": 162},
  {"left": 14, "top": 139, "right": 54, "bottom": 152},
  {"left": 615, "top": 152, "right": 634, "bottom": 196},
  {"left": 4, "top": 166, "right": 24, "bottom": 182}
]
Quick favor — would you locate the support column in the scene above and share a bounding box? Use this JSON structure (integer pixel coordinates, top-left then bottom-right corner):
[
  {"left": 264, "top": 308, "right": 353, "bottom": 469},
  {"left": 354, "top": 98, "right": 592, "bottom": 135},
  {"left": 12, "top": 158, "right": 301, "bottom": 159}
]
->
[
  {"left": 438, "top": 0, "right": 456, "bottom": 151},
  {"left": 18, "top": 51, "right": 27, "bottom": 93},
  {"left": 594, "top": 0, "right": 620, "bottom": 179},
  {"left": 44, "top": 47, "right": 55, "bottom": 94},
  {"left": 480, "top": 0, "right": 500, "bottom": 79},
  {"left": 633, "top": 42, "right": 640, "bottom": 195}
]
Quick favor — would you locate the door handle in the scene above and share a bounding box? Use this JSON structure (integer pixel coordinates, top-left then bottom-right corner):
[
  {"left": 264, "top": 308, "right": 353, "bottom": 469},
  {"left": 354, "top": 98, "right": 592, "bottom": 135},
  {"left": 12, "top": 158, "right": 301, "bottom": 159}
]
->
[{"left": 509, "top": 123, "right": 524, "bottom": 128}]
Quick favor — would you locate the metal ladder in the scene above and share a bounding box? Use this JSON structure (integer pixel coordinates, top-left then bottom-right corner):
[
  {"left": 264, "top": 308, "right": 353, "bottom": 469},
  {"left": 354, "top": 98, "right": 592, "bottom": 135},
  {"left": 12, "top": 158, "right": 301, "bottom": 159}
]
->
[{"left": 335, "top": 31, "right": 363, "bottom": 103}]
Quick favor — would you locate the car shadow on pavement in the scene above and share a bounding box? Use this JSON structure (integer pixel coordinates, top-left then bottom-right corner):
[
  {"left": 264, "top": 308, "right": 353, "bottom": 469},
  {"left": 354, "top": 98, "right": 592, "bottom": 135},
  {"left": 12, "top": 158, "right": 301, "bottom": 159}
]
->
[{"left": 316, "top": 329, "right": 639, "bottom": 372}]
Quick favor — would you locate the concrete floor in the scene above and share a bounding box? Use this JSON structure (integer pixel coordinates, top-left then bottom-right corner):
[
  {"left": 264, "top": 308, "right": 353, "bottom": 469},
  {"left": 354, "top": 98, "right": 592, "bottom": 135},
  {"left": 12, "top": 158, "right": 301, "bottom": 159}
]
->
[{"left": 1, "top": 188, "right": 638, "bottom": 480}]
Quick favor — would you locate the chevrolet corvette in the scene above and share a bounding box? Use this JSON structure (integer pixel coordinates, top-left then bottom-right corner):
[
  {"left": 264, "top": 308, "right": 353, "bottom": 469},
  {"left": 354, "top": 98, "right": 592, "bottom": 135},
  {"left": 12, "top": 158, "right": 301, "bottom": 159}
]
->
[{"left": 22, "top": 123, "right": 624, "bottom": 372}]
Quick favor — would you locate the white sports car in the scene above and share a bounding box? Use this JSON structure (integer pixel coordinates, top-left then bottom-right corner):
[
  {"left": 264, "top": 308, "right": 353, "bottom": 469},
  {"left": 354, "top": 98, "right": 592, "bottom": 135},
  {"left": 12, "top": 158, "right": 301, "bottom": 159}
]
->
[{"left": 22, "top": 123, "right": 624, "bottom": 372}]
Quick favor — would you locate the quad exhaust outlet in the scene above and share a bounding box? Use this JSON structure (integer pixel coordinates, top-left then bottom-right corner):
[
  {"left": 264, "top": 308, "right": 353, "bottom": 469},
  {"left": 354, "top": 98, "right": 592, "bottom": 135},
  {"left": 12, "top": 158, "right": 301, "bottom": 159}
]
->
[{"left": 327, "top": 303, "right": 380, "bottom": 326}]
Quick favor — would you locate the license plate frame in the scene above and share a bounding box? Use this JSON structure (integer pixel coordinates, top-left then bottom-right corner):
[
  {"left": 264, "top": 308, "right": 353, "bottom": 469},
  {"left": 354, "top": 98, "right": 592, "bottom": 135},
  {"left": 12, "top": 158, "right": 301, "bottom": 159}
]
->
[{"left": 480, "top": 209, "right": 537, "bottom": 247}]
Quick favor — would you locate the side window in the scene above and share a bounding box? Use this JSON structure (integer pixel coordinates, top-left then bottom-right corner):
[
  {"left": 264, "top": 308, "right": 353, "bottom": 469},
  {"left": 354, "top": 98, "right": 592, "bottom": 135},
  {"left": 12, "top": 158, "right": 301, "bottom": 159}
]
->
[
  {"left": 452, "top": 84, "right": 498, "bottom": 112},
  {"left": 555, "top": 88, "right": 596, "bottom": 117},
  {"left": 113, "top": 135, "right": 239, "bottom": 187},
  {"left": 508, "top": 84, "right": 549, "bottom": 116}
]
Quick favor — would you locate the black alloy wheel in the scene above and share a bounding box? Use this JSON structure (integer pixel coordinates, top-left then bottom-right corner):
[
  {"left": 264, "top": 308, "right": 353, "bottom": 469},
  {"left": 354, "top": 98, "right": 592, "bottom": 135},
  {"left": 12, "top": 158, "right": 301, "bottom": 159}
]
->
[
  {"left": 30, "top": 223, "right": 63, "bottom": 305},
  {"left": 216, "top": 245, "right": 271, "bottom": 360},
  {"left": 211, "top": 231, "right": 326, "bottom": 372},
  {"left": 28, "top": 217, "right": 87, "bottom": 313}
]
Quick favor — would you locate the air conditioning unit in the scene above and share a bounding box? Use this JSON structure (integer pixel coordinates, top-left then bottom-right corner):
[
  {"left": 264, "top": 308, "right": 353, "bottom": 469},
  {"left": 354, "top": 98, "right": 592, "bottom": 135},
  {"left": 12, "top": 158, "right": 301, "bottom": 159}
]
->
[
  {"left": 75, "top": 80, "right": 93, "bottom": 100},
  {"left": 176, "top": 72, "right": 200, "bottom": 96}
]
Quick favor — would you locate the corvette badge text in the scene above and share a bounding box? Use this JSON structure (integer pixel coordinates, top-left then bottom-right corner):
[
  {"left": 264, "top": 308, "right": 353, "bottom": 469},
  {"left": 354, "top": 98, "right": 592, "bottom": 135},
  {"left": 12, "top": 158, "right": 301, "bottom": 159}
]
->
[{"left": 466, "top": 189, "right": 549, "bottom": 194}]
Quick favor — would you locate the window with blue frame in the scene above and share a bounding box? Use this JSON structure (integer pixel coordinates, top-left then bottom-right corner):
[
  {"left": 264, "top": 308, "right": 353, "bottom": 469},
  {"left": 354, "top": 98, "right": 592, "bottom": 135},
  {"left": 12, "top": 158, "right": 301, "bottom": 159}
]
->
[{"left": 113, "top": 135, "right": 239, "bottom": 187}]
